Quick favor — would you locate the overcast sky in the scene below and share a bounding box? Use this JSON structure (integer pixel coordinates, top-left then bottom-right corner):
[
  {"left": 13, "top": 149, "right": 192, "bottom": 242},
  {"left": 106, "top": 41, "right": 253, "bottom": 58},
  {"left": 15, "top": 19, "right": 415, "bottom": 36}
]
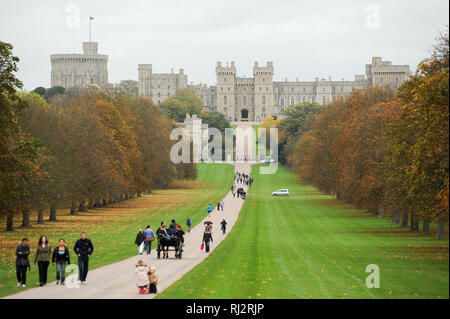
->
[{"left": 1, "top": 0, "right": 448, "bottom": 90}]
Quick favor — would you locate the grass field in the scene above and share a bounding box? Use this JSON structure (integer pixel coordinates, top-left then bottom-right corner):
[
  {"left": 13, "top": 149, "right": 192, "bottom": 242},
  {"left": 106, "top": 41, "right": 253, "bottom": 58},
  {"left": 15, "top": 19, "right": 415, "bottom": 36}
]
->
[
  {"left": 0, "top": 163, "right": 234, "bottom": 298},
  {"left": 158, "top": 165, "right": 449, "bottom": 299}
]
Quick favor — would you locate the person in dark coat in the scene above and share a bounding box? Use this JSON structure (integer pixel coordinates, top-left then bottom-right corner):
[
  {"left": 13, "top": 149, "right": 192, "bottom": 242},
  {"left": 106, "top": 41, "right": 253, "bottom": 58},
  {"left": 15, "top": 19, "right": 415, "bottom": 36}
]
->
[
  {"left": 220, "top": 219, "right": 228, "bottom": 235},
  {"left": 135, "top": 229, "right": 146, "bottom": 255},
  {"left": 15, "top": 238, "right": 30, "bottom": 288},
  {"left": 73, "top": 232, "right": 94, "bottom": 284},
  {"left": 202, "top": 225, "right": 213, "bottom": 253},
  {"left": 52, "top": 239, "right": 70, "bottom": 285}
]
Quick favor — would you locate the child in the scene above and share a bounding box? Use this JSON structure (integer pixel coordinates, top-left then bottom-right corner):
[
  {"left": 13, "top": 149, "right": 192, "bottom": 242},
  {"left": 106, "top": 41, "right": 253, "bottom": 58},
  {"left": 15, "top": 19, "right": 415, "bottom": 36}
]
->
[
  {"left": 135, "top": 260, "right": 150, "bottom": 294},
  {"left": 149, "top": 266, "right": 158, "bottom": 294}
]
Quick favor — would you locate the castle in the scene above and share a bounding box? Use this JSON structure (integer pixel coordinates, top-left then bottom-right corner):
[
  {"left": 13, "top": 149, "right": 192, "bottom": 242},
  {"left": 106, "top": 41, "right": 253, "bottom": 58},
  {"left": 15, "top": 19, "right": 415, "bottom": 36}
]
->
[
  {"left": 50, "top": 41, "right": 411, "bottom": 122},
  {"left": 138, "top": 57, "right": 411, "bottom": 122},
  {"left": 50, "top": 42, "right": 108, "bottom": 89}
]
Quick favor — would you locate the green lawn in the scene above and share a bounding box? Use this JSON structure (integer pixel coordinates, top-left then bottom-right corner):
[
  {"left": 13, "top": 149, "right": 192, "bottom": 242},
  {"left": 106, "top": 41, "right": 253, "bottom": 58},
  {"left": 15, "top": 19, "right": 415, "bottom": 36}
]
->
[
  {"left": 0, "top": 163, "right": 234, "bottom": 298},
  {"left": 158, "top": 165, "right": 449, "bottom": 299}
]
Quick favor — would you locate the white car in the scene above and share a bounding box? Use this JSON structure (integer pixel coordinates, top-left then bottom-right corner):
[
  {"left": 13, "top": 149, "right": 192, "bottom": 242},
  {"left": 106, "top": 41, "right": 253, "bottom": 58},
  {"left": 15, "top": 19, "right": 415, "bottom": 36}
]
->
[{"left": 272, "top": 189, "right": 290, "bottom": 196}]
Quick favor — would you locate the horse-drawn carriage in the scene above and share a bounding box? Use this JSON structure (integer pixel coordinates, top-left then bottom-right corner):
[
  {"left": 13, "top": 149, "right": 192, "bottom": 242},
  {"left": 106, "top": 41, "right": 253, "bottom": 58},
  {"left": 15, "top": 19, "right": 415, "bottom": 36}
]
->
[{"left": 156, "top": 230, "right": 184, "bottom": 259}]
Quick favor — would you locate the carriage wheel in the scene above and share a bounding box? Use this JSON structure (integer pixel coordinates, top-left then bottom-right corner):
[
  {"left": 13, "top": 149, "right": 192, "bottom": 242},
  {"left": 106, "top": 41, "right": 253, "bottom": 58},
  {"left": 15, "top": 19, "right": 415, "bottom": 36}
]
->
[
  {"left": 157, "top": 241, "right": 161, "bottom": 259},
  {"left": 177, "top": 241, "right": 183, "bottom": 259}
]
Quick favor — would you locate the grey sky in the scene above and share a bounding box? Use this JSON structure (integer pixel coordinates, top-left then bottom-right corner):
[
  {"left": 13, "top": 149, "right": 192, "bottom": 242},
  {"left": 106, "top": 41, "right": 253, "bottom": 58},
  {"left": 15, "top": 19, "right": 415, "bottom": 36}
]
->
[{"left": 1, "top": 0, "right": 448, "bottom": 90}]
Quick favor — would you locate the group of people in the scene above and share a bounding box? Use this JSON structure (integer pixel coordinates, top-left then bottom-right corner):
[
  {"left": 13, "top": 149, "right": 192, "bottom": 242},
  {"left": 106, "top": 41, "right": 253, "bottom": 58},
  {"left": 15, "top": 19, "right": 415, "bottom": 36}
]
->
[
  {"left": 235, "top": 172, "right": 253, "bottom": 186},
  {"left": 15, "top": 232, "right": 94, "bottom": 288},
  {"left": 135, "top": 225, "right": 156, "bottom": 255}
]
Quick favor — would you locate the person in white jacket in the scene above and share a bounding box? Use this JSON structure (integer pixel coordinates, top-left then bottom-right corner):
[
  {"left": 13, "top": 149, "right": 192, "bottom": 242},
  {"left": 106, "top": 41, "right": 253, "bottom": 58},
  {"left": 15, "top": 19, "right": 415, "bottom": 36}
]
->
[{"left": 135, "top": 260, "right": 150, "bottom": 294}]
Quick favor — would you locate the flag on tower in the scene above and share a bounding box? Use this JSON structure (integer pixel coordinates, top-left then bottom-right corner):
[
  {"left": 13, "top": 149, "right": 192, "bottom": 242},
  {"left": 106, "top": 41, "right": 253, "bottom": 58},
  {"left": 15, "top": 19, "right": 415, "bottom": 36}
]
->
[{"left": 90, "top": 16, "right": 94, "bottom": 20}]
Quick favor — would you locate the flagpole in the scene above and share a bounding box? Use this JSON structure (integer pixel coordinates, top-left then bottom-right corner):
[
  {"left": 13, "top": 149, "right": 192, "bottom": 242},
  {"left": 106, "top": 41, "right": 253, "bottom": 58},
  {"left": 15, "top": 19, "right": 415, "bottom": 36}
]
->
[{"left": 89, "top": 17, "right": 91, "bottom": 42}]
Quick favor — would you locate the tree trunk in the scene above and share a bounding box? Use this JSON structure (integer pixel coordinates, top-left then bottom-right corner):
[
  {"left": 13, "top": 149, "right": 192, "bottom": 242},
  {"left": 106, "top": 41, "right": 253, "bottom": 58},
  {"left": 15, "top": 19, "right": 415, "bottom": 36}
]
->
[
  {"left": 37, "top": 205, "right": 44, "bottom": 224},
  {"left": 392, "top": 211, "right": 400, "bottom": 225},
  {"left": 410, "top": 213, "right": 419, "bottom": 232},
  {"left": 422, "top": 219, "right": 431, "bottom": 235},
  {"left": 125, "top": 193, "right": 129, "bottom": 200},
  {"left": 401, "top": 212, "right": 409, "bottom": 226},
  {"left": 21, "top": 209, "right": 31, "bottom": 227},
  {"left": 101, "top": 199, "right": 107, "bottom": 207},
  {"left": 70, "top": 200, "right": 76, "bottom": 215},
  {"left": 6, "top": 212, "right": 14, "bottom": 231},
  {"left": 436, "top": 221, "right": 446, "bottom": 240},
  {"left": 94, "top": 197, "right": 101, "bottom": 208},
  {"left": 49, "top": 204, "right": 57, "bottom": 221},
  {"left": 78, "top": 200, "right": 86, "bottom": 212},
  {"left": 378, "top": 207, "right": 384, "bottom": 218},
  {"left": 371, "top": 208, "right": 378, "bottom": 216},
  {"left": 88, "top": 199, "right": 93, "bottom": 209}
]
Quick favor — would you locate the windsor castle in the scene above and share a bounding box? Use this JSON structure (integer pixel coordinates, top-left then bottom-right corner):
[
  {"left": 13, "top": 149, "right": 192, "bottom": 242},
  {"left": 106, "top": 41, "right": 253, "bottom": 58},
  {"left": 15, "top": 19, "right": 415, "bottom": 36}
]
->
[{"left": 51, "top": 41, "right": 411, "bottom": 122}]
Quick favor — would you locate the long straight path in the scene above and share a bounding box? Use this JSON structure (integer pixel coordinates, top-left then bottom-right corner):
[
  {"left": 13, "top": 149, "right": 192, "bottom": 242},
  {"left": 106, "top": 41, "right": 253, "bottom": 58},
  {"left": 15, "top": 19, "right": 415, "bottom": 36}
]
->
[{"left": 5, "top": 124, "right": 254, "bottom": 299}]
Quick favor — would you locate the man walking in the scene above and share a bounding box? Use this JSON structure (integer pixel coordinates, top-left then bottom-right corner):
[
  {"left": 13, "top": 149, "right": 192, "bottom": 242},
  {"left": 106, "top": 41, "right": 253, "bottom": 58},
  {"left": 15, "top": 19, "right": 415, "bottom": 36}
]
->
[
  {"left": 143, "top": 225, "right": 155, "bottom": 254},
  {"left": 73, "top": 232, "right": 94, "bottom": 284},
  {"left": 207, "top": 203, "right": 212, "bottom": 216},
  {"left": 186, "top": 218, "right": 192, "bottom": 232},
  {"left": 220, "top": 200, "right": 224, "bottom": 211},
  {"left": 220, "top": 219, "right": 228, "bottom": 235}
]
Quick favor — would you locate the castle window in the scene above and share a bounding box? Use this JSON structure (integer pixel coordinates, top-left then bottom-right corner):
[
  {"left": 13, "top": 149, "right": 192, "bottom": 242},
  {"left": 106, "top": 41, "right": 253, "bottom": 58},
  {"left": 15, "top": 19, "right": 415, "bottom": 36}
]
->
[
  {"left": 224, "top": 96, "right": 227, "bottom": 105},
  {"left": 252, "top": 97, "right": 254, "bottom": 105},
  {"left": 262, "top": 95, "right": 266, "bottom": 105},
  {"left": 292, "top": 88, "right": 294, "bottom": 92},
  {"left": 228, "top": 87, "right": 230, "bottom": 91},
  {"left": 263, "top": 78, "right": 265, "bottom": 83},
  {"left": 312, "top": 96, "right": 316, "bottom": 103},
  {"left": 303, "top": 88, "right": 305, "bottom": 92},
  {"left": 380, "top": 78, "right": 384, "bottom": 83},
  {"left": 303, "top": 96, "right": 306, "bottom": 102},
  {"left": 243, "top": 96, "right": 247, "bottom": 105},
  {"left": 341, "top": 87, "right": 343, "bottom": 92},
  {"left": 322, "top": 97, "right": 326, "bottom": 104},
  {"left": 280, "top": 98, "right": 284, "bottom": 106},
  {"left": 290, "top": 96, "right": 295, "bottom": 105}
]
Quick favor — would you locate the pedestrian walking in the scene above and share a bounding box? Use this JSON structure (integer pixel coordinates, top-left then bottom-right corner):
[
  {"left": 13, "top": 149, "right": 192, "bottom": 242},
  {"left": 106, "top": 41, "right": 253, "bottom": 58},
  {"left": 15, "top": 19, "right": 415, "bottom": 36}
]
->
[
  {"left": 207, "top": 203, "right": 212, "bottom": 217},
  {"left": 202, "top": 224, "right": 213, "bottom": 253},
  {"left": 220, "top": 200, "right": 224, "bottom": 211},
  {"left": 15, "top": 238, "right": 30, "bottom": 288},
  {"left": 220, "top": 219, "right": 228, "bottom": 235},
  {"left": 135, "top": 229, "right": 146, "bottom": 255},
  {"left": 73, "top": 232, "right": 94, "bottom": 284},
  {"left": 34, "top": 235, "right": 51, "bottom": 286},
  {"left": 186, "top": 217, "right": 192, "bottom": 232},
  {"left": 143, "top": 225, "right": 155, "bottom": 254},
  {"left": 52, "top": 239, "right": 70, "bottom": 285}
]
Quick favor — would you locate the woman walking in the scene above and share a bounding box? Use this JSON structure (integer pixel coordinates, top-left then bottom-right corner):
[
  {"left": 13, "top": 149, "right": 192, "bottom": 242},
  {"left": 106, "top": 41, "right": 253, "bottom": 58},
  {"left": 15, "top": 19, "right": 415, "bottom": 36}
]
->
[
  {"left": 135, "top": 229, "right": 146, "bottom": 255},
  {"left": 34, "top": 235, "right": 51, "bottom": 286},
  {"left": 202, "top": 224, "right": 213, "bottom": 253},
  {"left": 52, "top": 239, "right": 70, "bottom": 285},
  {"left": 15, "top": 238, "right": 30, "bottom": 288}
]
